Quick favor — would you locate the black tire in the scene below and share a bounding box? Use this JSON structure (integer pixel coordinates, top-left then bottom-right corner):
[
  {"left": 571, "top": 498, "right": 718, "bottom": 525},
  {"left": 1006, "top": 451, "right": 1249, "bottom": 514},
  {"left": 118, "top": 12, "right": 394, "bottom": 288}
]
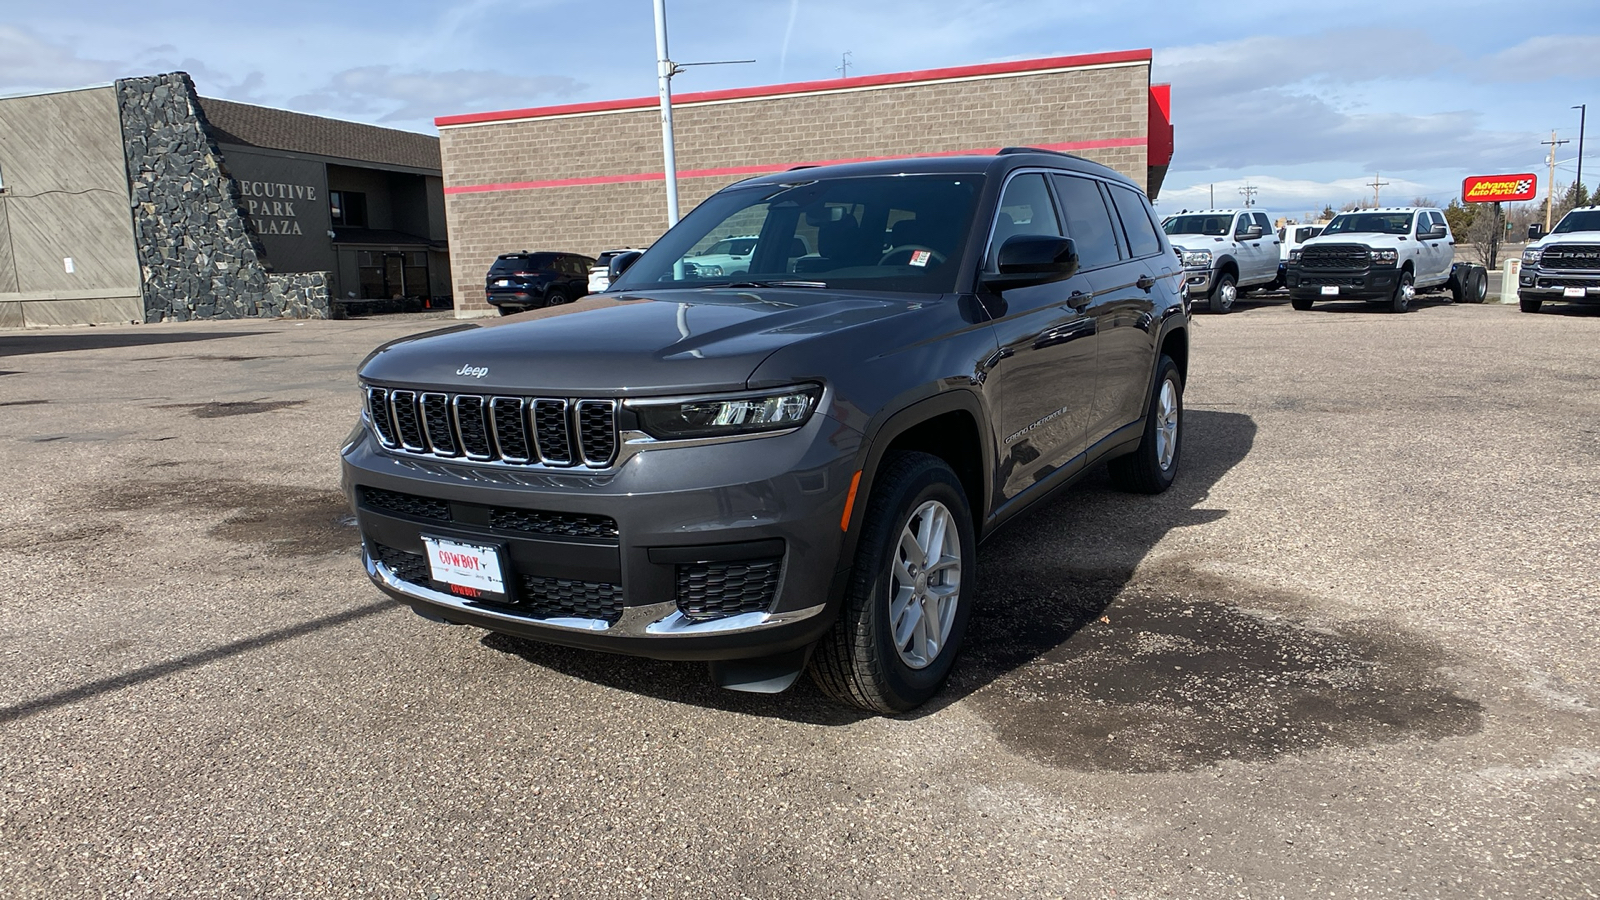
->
[
  {"left": 1209, "top": 272, "right": 1237, "bottom": 313},
  {"left": 1449, "top": 268, "right": 1466, "bottom": 303},
  {"left": 1467, "top": 266, "right": 1488, "bottom": 303},
  {"left": 1390, "top": 269, "right": 1414, "bottom": 313},
  {"left": 1108, "top": 355, "right": 1184, "bottom": 494},
  {"left": 496, "top": 306, "right": 517, "bottom": 317},
  {"left": 810, "top": 452, "right": 977, "bottom": 714},
  {"left": 1291, "top": 296, "right": 1314, "bottom": 311},
  {"left": 544, "top": 289, "right": 569, "bottom": 307},
  {"left": 1520, "top": 294, "right": 1542, "bottom": 313}
]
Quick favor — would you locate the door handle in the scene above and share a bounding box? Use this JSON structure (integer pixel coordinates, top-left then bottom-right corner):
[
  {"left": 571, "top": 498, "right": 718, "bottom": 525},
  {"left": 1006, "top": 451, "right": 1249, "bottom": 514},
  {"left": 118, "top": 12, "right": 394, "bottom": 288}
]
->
[
  {"left": 1135, "top": 275, "right": 1155, "bottom": 292},
  {"left": 1068, "top": 290, "right": 1091, "bottom": 311}
]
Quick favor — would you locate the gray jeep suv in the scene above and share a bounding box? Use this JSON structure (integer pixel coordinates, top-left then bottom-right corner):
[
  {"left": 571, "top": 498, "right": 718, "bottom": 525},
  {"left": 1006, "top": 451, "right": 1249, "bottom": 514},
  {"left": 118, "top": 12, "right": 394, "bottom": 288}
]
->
[{"left": 341, "top": 149, "right": 1191, "bottom": 712}]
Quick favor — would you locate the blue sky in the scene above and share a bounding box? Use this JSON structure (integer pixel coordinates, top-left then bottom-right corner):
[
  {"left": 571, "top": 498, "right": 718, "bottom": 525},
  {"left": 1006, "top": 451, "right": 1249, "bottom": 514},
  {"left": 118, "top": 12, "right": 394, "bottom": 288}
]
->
[{"left": 4, "top": 0, "right": 1597, "bottom": 219}]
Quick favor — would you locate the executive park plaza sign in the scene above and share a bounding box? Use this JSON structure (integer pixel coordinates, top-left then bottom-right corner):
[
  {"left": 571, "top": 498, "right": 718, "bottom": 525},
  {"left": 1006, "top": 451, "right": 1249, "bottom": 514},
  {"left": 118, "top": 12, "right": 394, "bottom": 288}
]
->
[{"left": 1463, "top": 173, "right": 1538, "bottom": 203}]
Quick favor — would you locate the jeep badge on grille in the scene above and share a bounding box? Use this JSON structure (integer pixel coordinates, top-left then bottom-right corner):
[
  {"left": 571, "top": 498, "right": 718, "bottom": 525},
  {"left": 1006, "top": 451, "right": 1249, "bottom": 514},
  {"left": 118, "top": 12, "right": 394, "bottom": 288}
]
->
[{"left": 456, "top": 364, "right": 489, "bottom": 378}]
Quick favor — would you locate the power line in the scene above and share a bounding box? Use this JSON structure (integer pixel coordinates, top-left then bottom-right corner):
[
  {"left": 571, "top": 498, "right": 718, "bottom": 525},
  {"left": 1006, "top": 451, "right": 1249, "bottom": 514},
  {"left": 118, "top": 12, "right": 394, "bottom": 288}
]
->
[{"left": 837, "top": 51, "right": 853, "bottom": 78}]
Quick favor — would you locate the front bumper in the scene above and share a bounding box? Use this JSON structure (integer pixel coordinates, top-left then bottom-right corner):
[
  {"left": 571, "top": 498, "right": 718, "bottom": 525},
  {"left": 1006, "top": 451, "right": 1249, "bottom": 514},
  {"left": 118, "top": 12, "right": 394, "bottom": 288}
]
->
[
  {"left": 485, "top": 290, "right": 547, "bottom": 309},
  {"left": 1286, "top": 265, "right": 1399, "bottom": 301},
  {"left": 1519, "top": 268, "right": 1600, "bottom": 302},
  {"left": 340, "top": 409, "right": 861, "bottom": 661},
  {"left": 1181, "top": 266, "right": 1213, "bottom": 296}
]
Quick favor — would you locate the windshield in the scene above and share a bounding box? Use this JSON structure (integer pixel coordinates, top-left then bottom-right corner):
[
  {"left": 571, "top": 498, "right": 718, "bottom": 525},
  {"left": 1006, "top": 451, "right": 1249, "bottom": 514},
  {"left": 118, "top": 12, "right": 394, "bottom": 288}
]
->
[
  {"left": 1323, "top": 213, "right": 1413, "bottom": 235},
  {"left": 1162, "top": 214, "right": 1231, "bottom": 236},
  {"left": 609, "top": 174, "right": 984, "bottom": 294},
  {"left": 1552, "top": 209, "right": 1600, "bottom": 234}
]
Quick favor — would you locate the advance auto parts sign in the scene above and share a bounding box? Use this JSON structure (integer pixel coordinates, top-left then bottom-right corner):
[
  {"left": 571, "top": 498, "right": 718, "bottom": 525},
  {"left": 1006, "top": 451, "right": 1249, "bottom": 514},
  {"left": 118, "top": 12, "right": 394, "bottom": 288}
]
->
[{"left": 1463, "top": 173, "right": 1538, "bottom": 203}]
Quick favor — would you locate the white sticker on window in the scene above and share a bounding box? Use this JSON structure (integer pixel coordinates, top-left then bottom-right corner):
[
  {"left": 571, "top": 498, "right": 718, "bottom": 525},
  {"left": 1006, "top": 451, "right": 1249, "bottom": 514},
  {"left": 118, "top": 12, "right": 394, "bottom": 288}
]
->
[{"left": 909, "top": 250, "right": 931, "bottom": 267}]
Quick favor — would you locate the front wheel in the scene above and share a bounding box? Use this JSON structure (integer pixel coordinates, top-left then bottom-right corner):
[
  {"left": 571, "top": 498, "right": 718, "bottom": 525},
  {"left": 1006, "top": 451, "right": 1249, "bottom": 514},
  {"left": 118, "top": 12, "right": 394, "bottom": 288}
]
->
[
  {"left": 1209, "top": 273, "right": 1237, "bottom": 313},
  {"left": 810, "top": 452, "right": 977, "bottom": 713},
  {"left": 1520, "top": 294, "right": 1543, "bottom": 313},
  {"left": 1108, "top": 355, "right": 1183, "bottom": 494},
  {"left": 1390, "top": 270, "right": 1415, "bottom": 313},
  {"left": 1291, "top": 296, "right": 1314, "bottom": 311}
]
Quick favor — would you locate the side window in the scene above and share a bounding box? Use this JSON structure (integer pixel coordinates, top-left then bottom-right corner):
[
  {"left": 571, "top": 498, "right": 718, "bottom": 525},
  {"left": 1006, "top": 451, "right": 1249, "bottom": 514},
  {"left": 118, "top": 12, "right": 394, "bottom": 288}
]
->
[
  {"left": 1253, "top": 212, "right": 1272, "bottom": 233},
  {"left": 1107, "top": 184, "right": 1165, "bottom": 259},
  {"left": 988, "top": 173, "right": 1062, "bottom": 268},
  {"left": 1051, "top": 174, "right": 1123, "bottom": 271}
]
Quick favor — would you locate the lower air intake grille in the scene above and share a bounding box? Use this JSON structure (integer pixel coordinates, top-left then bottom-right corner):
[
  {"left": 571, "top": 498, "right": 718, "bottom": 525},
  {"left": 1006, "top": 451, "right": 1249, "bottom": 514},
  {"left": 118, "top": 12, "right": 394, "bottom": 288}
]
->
[
  {"left": 373, "top": 543, "right": 430, "bottom": 585},
  {"left": 675, "top": 558, "right": 782, "bottom": 621},
  {"left": 360, "top": 487, "right": 450, "bottom": 521},
  {"left": 520, "top": 576, "right": 624, "bottom": 623},
  {"left": 489, "top": 507, "right": 619, "bottom": 539}
]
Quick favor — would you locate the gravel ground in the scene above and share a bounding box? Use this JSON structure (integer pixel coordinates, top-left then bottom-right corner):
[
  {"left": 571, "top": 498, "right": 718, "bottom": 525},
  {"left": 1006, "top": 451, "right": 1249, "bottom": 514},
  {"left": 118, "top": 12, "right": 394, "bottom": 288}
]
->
[{"left": 0, "top": 298, "right": 1596, "bottom": 899}]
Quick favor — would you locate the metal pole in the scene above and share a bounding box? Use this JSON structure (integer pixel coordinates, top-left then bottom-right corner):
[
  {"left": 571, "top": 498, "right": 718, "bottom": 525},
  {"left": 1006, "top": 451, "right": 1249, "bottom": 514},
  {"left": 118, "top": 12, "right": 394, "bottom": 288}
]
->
[
  {"left": 1575, "top": 104, "right": 1587, "bottom": 201},
  {"left": 653, "top": 0, "right": 680, "bottom": 227}
]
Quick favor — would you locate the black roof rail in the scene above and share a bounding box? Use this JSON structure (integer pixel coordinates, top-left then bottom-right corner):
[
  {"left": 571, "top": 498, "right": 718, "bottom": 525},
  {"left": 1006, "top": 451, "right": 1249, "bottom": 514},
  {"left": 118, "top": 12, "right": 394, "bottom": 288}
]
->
[
  {"left": 787, "top": 164, "right": 818, "bottom": 171},
  {"left": 997, "top": 146, "right": 1078, "bottom": 159}
]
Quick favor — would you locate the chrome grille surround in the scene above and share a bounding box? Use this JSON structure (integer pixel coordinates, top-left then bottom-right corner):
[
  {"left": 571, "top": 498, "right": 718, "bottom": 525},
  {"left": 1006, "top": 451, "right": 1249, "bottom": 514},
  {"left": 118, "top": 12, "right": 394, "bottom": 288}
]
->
[{"left": 364, "top": 386, "right": 620, "bottom": 469}]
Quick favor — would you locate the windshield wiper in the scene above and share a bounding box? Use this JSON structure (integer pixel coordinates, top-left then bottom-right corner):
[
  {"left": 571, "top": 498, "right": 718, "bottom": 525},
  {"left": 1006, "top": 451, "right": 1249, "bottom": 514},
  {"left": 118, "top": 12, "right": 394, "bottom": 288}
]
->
[{"left": 715, "top": 280, "right": 828, "bottom": 289}]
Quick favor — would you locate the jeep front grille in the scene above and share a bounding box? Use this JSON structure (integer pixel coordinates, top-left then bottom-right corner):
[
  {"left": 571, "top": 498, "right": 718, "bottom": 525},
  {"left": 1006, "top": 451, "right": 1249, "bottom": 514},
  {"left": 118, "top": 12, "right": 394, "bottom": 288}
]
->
[
  {"left": 365, "top": 387, "right": 618, "bottom": 468},
  {"left": 1299, "top": 245, "right": 1371, "bottom": 269},
  {"left": 1541, "top": 244, "right": 1600, "bottom": 271}
]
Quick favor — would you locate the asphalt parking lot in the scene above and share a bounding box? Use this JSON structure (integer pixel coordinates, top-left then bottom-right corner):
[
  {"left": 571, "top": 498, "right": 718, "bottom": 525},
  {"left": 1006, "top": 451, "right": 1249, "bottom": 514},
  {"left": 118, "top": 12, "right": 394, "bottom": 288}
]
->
[{"left": 1, "top": 297, "right": 1597, "bottom": 898}]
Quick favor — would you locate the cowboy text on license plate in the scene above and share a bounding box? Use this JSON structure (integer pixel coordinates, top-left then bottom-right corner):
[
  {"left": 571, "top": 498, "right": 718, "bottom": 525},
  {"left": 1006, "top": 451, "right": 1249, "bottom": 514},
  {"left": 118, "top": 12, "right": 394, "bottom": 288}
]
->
[{"left": 422, "top": 536, "right": 505, "bottom": 595}]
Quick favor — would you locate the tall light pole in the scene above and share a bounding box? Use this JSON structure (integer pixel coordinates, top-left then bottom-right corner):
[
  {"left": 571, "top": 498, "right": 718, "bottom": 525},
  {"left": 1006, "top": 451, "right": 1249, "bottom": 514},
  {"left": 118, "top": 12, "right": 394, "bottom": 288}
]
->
[
  {"left": 651, "top": 1, "right": 754, "bottom": 229},
  {"left": 1575, "top": 104, "right": 1588, "bottom": 201}
]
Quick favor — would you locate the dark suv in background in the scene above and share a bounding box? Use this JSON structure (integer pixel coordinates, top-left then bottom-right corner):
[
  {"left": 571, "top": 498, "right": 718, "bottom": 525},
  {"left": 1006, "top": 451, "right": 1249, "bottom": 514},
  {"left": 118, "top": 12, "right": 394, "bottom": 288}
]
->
[
  {"left": 485, "top": 251, "right": 595, "bottom": 314},
  {"left": 344, "top": 149, "right": 1189, "bottom": 712}
]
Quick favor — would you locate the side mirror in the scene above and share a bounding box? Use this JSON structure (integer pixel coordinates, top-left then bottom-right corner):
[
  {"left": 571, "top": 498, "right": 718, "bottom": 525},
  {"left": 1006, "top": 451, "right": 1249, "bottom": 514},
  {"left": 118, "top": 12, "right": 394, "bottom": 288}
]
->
[
  {"left": 608, "top": 251, "right": 643, "bottom": 281},
  {"left": 1425, "top": 224, "right": 1448, "bottom": 239},
  {"left": 982, "top": 235, "right": 1080, "bottom": 291},
  {"left": 1528, "top": 223, "right": 1544, "bottom": 240},
  {"left": 1244, "top": 224, "right": 1264, "bottom": 238}
]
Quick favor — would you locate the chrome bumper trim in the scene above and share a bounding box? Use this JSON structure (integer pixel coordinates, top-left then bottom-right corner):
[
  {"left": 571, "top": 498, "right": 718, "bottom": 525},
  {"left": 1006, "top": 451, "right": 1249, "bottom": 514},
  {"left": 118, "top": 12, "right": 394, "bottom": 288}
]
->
[{"left": 366, "top": 551, "right": 827, "bottom": 638}]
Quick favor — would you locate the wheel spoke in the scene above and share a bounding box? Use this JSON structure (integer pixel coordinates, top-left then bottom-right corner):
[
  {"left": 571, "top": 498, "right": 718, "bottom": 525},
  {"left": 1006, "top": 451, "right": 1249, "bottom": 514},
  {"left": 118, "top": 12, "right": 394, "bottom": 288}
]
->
[
  {"left": 899, "top": 529, "right": 923, "bottom": 568},
  {"left": 923, "top": 509, "right": 948, "bottom": 568},
  {"left": 925, "top": 553, "right": 960, "bottom": 576},
  {"left": 892, "top": 588, "right": 920, "bottom": 651}
]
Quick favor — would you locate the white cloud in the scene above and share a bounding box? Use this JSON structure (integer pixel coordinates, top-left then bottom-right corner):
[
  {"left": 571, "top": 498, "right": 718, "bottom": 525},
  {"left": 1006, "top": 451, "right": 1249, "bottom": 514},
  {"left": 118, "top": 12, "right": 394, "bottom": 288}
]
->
[
  {"left": 1486, "top": 35, "right": 1600, "bottom": 81},
  {"left": 288, "top": 66, "right": 585, "bottom": 126},
  {"left": 0, "top": 25, "right": 117, "bottom": 93}
]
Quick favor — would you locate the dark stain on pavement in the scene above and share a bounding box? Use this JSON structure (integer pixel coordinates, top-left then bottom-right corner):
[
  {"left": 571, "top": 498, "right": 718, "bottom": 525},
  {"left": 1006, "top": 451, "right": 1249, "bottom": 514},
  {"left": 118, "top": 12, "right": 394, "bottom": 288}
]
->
[
  {"left": 0, "top": 399, "right": 49, "bottom": 407},
  {"left": 959, "top": 567, "right": 1482, "bottom": 773},
  {"left": 155, "top": 400, "right": 306, "bottom": 418},
  {"left": 95, "top": 479, "right": 355, "bottom": 556}
]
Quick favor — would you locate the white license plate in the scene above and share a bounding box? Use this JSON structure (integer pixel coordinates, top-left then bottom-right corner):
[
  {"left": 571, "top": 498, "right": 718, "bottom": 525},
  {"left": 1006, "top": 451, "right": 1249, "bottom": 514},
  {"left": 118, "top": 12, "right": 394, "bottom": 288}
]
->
[
  {"left": 1321, "top": 285, "right": 1340, "bottom": 296},
  {"left": 1565, "top": 287, "right": 1586, "bottom": 298},
  {"left": 495, "top": 279, "right": 510, "bottom": 287},
  {"left": 422, "top": 536, "right": 506, "bottom": 596}
]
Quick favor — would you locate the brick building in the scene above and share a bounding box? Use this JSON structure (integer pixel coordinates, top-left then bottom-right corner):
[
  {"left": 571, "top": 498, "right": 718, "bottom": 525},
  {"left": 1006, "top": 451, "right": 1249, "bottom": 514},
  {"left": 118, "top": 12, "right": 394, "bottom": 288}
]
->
[{"left": 436, "top": 49, "right": 1174, "bottom": 319}]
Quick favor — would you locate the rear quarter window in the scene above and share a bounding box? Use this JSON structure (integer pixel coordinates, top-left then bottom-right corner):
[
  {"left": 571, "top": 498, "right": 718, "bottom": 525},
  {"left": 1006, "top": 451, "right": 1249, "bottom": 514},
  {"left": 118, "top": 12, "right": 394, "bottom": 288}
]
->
[{"left": 1108, "top": 184, "right": 1166, "bottom": 259}]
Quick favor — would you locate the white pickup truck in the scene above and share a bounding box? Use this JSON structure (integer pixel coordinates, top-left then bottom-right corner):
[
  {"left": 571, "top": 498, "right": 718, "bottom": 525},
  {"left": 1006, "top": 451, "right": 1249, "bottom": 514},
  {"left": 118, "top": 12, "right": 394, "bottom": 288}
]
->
[
  {"left": 1518, "top": 205, "right": 1600, "bottom": 312},
  {"left": 1161, "top": 208, "right": 1282, "bottom": 313},
  {"left": 1285, "top": 207, "right": 1486, "bottom": 313}
]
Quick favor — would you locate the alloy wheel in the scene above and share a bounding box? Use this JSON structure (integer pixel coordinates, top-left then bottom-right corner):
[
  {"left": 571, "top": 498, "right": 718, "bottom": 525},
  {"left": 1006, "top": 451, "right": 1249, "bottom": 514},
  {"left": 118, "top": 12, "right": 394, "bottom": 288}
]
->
[
  {"left": 889, "top": 500, "right": 962, "bottom": 670},
  {"left": 1156, "top": 377, "right": 1179, "bottom": 471}
]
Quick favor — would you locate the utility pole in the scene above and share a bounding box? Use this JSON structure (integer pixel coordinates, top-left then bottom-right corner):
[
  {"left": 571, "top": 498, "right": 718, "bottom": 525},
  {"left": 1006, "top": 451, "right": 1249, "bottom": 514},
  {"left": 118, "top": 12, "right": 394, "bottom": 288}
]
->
[
  {"left": 1575, "top": 105, "right": 1588, "bottom": 202},
  {"left": 1209, "top": 184, "right": 1214, "bottom": 207},
  {"left": 1237, "top": 182, "right": 1258, "bottom": 207},
  {"left": 1367, "top": 172, "right": 1389, "bottom": 207},
  {"left": 836, "top": 51, "right": 853, "bottom": 78},
  {"left": 650, "top": 0, "right": 754, "bottom": 228},
  {"left": 1543, "top": 130, "right": 1570, "bottom": 231}
]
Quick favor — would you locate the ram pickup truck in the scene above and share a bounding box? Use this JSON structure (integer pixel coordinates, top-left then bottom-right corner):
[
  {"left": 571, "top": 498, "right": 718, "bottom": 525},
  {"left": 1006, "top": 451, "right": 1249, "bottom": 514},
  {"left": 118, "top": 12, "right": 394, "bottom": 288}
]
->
[
  {"left": 1518, "top": 206, "right": 1600, "bottom": 312},
  {"left": 1161, "top": 209, "right": 1281, "bottom": 313},
  {"left": 1286, "top": 207, "right": 1486, "bottom": 312},
  {"left": 341, "top": 149, "right": 1190, "bottom": 713}
]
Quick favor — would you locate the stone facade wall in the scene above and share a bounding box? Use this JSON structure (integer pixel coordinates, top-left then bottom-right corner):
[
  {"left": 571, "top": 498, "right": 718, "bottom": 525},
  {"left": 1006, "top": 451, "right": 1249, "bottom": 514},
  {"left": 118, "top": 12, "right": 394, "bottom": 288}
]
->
[
  {"left": 115, "top": 73, "right": 327, "bottom": 321},
  {"left": 438, "top": 59, "right": 1151, "bottom": 317}
]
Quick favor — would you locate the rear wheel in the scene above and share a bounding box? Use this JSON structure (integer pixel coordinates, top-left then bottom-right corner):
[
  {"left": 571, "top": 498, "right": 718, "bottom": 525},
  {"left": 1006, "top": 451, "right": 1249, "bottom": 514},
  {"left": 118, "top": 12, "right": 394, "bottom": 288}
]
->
[
  {"left": 810, "top": 452, "right": 976, "bottom": 713},
  {"left": 1108, "top": 355, "right": 1183, "bottom": 494},
  {"left": 1520, "top": 294, "right": 1543, "bottom": 313},
  {"left": 1449, "top": 268, "right": 1466, "bottom": 302},
  {"left": 1390, "top": 270, "right": 1415, "bottom": 313},
  {"left": 1209, "top": 273, "right": 1237, "bottom": 313},
  {"left": 1468, "top": 266, "right": 1488, "bottom": 303}
]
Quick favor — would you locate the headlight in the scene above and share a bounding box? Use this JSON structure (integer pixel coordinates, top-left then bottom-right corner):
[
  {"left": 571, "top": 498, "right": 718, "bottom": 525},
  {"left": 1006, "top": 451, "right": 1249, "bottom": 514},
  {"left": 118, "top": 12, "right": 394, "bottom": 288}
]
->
[
  {"left": 1288, "top": 249, "right": 1302, "bottom": 263},
  {"left": 1180, "top": 249, "right": 1212, "bottom": 268},
  {"left": 631, "top": 385, "right": 821, "bottom": 440},
  {"left": 1523, "top": 247, "right": 1542, "bottom": 265},
  {"left": 1371, "top": 249, "right": 1399, "bottom": 265}
]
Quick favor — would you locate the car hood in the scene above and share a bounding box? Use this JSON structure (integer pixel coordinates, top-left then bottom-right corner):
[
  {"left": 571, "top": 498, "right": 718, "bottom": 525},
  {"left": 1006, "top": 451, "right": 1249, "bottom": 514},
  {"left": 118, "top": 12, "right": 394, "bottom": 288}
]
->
[
  {"left": 1530, "top": 231, "right": 1600, "bottom": 251},
  {"left": 1300, "top": 233, "right": 1413, "bottom": 250},
  {"left": 358, "top": 289, "right": 928, "bottom": 395},
  {"left": 1166, "top": 235, "right": 1232, "bottom": 252}
]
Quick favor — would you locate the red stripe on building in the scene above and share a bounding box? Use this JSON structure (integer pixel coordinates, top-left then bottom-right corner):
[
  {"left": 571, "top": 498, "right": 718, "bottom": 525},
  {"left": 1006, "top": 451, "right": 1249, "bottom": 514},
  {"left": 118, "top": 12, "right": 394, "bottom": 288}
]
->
[
  {"left": 435, "top": 49, "right": 1154, "bottom": 128},
  {"left": 442, "top": 138, "right": 1149, "bottom": 196}
]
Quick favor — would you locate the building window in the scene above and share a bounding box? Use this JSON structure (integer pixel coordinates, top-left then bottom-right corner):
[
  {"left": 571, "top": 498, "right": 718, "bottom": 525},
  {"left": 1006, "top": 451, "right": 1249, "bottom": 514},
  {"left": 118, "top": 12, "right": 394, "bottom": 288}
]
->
[{"left": 331, "top": 191, "right": 367, "bottom": 228}]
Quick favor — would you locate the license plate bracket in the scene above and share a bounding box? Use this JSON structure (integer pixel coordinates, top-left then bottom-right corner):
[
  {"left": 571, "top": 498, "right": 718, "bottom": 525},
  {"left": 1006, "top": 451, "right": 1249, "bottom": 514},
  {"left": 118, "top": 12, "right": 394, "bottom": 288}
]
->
[{"left": 421, "top": 535, "right": 508, "bottom": 601}]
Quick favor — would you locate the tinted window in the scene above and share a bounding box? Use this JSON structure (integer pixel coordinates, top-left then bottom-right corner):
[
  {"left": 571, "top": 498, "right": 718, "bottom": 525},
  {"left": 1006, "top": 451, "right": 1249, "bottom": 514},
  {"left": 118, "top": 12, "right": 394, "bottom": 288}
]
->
[
  {"left": 1253, "top": 212, "right": 1272, "bottom": 231},
  {"left": 1163, "top": 214, "right": 1230, "bottom": 236},
  {"left": 489, "top": 253, "right": 555, "bottom": 275},
  {"left": 1108, "top": 184, "right": 1164, "bottom": 259},
  {"left": 1051, "top": 174, "right": 1122, "bottom": 271},
  {"left": 988, "top": 174, "right": 1061, "bottom": 267},
  {"left": 1323, "top": 213, "right": 1412, "bottom": 235},
  {"left": 609, "top": 174, "right": 984, "bottom": 294},
  {"left": 1553, "top": 209, "right": 1600, "bottom": 233}
]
